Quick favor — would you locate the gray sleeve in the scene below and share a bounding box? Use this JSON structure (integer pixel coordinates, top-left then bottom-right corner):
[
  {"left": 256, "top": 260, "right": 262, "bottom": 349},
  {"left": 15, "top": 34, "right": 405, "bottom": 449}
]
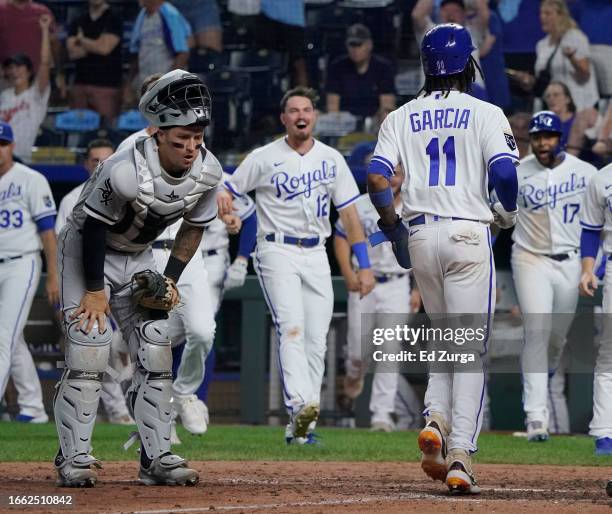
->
[
  {"left": 82, "top": 160, "right": 136, "bottom": 225},
  {"left": 183, "top": 188, "right": 218, "bottom": 227}
]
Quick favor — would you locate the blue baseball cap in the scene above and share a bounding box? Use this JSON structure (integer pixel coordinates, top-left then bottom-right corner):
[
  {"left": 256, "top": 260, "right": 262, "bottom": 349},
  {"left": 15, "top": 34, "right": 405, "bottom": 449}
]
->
[{"left": 0, "top": 121, "right": 14, "bottom": 143}]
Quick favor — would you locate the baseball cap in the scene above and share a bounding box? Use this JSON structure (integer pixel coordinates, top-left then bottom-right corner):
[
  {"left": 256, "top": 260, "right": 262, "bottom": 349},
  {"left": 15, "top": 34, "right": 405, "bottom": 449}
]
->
[
  {"left": 0, "top": 121, "right": 14, "bottom": 143},
  {"left": 346, "top": 24, "right": 372, "bottom": 45},
  {"left": 2, "top": 53, "right": 34, "bottom": 71}
]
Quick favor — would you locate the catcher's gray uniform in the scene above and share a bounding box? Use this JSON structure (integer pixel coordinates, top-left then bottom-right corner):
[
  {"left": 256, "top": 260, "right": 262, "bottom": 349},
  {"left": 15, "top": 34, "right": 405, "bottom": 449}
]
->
[{"left": 54, "top": 136, "right": 221, "bottom": 475}]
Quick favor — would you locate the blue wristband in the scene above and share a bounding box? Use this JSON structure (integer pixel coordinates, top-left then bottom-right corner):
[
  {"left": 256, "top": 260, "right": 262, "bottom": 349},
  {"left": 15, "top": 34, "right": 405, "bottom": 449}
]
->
[
  {"left": 351, "top": 241, "right": 371, "bottom": 269},
  {"left": 368, "top": 187, "right": 393, "bottom": 208}
]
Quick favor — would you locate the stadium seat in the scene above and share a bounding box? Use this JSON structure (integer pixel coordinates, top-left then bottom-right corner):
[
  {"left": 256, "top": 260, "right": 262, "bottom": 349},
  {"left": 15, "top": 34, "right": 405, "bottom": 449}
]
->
[
  {"left": 55, "top": 109, "right": 101, "bottom": 133},
  {"left": 189, "top": 48, "right": 229, "bottom": 75},
  {"left": 117, "top": 109, "right": 148, "bottom": 133},
  {"left": 77, "top": 126, "right": 124, "bottom": 151},
  {"left": 34, "top": 126, "right": 64, "bottom": 147}
]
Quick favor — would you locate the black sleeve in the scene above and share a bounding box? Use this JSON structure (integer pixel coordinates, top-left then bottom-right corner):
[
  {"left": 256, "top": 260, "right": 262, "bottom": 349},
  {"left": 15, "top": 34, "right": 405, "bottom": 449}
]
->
[
  {"left": 106, "top": 11, "right": 123, "bottom": 38},
  {"left": 82, "top": 215, "right": 107, "bottom": 291},
  {"left": 377, "top": 57, "right": 396, "bottom": 95},
  {"left": 325, "top": 58, "right": 343, "bottom": 95},
  {"left": 68, "top": 16, "right": 80, "bottom": 37}
]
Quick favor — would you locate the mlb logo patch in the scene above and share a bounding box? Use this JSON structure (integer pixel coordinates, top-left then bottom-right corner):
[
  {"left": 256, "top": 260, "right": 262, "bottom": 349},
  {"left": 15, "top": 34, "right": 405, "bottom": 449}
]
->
[
  {"left": 504, "top": 133, "right": 517, "bottom": 151},
  {"left": 43, "top": 195, "right": 52, "bottom": 208},
  {"left": 436, "top": 60, "right": 446, "bottom": 75}
]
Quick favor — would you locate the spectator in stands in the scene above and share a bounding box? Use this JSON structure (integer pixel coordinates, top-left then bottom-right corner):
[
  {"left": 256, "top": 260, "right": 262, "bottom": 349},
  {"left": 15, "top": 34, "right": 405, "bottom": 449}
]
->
[
  {"left": 173, "top": 0, "right": 223, "bottom": 53},
  {"left": 542, "top": 81, "right": 576, "bottom": 149},
  {"left": 579, "top": 0, "right": 612, "bottom": 99},
  {"left": 325, "top": 24, "right": 396, "bottom": 120},
  {"left": 126, "top": 0, "right": 191, "bottom": 104},
  {"left": 0, "top": 0, "right": 63, "bottom": 94},
  {"left": 511, "top": 0, "right": 599, "bottom": 111},
  {"left": 256, "top": 0, "right": 308, "bottom": 86},
  {"left": 0, "top": 14, "right": 52, "bottom": 162},
  {"left": 412, "top": 0, "right": 488, "bottom": 89},
  {"left": 479, "top": 3, "right": 511, "bottom": 111},
  {"left": 508, "top": 112, "right": 531, "bottom": 158},
  {"left": 592, "top": 102, "right": 612, "bottom": 160},
  {"left": 65, "top": 0, "right": 123, "bottom": 124}
]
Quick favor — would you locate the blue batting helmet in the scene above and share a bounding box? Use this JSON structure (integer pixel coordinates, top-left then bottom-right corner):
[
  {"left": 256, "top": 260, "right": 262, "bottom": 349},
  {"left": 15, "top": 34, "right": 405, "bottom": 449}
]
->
[
  {"left": 421, "top": 23, "right": 475, "bottom": 77},
  {"left": 528, "top": 110, "right": 563, "bottom": 135}
]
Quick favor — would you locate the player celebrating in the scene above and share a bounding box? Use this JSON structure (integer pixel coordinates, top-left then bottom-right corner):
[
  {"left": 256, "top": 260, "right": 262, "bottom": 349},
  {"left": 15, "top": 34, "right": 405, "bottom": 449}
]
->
[
  {"left": 0, "top": 120, "right": 59, "bottom": 419},
  {"left": 512, "top": 111, "right": 597, "bottom": 442},
  {"left": 367, "top": 24, "right": 519, "bottom": 494},
  {"left": 220, "top": 87, "right": 375, "bottom": 444},
  {"left": 579, "top": 161, "right": 612, "bottom": 457},
  {"left": 334, "top": 165, "right": 422, "bottom": 431},
  {"left": 53, "top": 70, "right": 221, "bottom": 487}
]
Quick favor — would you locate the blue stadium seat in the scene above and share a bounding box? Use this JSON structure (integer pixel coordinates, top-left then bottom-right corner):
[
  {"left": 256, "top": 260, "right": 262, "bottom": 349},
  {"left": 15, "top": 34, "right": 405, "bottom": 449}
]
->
[
  {"left": 117, "top": 109, "right": 148, "bottom": 133},
  {"left": 55, "top": 109, "right": 101, "bottom": 133}
]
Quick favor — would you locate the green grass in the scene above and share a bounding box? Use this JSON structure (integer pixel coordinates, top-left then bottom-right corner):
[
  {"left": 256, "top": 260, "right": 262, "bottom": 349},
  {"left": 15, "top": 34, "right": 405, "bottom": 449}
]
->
[{"left": 0, "top": 422, "right": 609, "bottom": 466}]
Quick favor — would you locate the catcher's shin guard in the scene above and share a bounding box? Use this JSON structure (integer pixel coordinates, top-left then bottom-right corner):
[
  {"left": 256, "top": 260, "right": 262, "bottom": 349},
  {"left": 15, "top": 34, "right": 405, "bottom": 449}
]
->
[
  {"left": 127, "top": 319, "right": 174, "bottom": 459},
  {"left": 54, "top": 321, "right": 111, "bottom": 460}
]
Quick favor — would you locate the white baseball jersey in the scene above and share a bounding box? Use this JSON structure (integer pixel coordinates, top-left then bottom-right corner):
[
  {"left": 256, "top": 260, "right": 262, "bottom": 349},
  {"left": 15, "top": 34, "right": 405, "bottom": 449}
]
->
[
  {"left": 55, "top": 183, "right": 84, "bottom": 235},
  {"left": 335, "top": 194, "right": 405, "bottom": 275},
  {"left": 116, "top": 128, "right": 150, "bottom": 153},
  {"left": 372, "top": 91, "right": 519, "bottom": 223},
  {"left": 0, "top": 84, "right": 50, "bottom": 161},
  {"left": 225, "top": 137, "right": 360, "bottom": 238},
  {"left": 200, "top": 174, "right": 255, "bottom": 252},
  {"left": 66, "top": 137, "right": 221, "bottom": 252},
  {"left": 581, "top": 162, "right": 612, "bottom": 253},
  {"left": 513, "top": 154, "right": 597, "bottom": 254},
  {"left": 0, "top": 162, "right": 56, "bottom": 258}
]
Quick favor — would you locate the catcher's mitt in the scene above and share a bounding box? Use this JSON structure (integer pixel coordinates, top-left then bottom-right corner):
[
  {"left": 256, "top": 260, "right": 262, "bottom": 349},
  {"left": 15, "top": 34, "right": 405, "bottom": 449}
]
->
[{"left": 131, "top": 270, "right": 179, "bottom": 311}]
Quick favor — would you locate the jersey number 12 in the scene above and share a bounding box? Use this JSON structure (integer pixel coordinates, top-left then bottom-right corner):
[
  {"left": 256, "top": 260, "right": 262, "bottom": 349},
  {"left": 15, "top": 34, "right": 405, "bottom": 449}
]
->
[{"left": 426, "top": 136, "right": 456, "bottom": 187}]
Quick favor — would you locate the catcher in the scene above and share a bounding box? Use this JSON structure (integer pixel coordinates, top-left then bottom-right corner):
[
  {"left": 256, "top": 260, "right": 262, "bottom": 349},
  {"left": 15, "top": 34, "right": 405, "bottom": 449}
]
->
[{"left": 53, "top": 69, "right": 222, "bottom": 487}]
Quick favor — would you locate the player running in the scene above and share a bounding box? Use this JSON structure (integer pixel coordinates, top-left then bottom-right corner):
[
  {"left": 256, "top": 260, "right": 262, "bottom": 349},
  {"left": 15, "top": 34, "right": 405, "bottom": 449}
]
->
[{"left": 367, "top": 23, "right": 519, "bottom": 494}]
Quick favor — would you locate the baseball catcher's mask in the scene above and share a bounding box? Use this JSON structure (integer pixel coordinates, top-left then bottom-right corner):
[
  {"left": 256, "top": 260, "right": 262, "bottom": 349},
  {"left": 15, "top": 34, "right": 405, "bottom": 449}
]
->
[{"left": 140, "top": 69, "right": 211, "bottom": 128}]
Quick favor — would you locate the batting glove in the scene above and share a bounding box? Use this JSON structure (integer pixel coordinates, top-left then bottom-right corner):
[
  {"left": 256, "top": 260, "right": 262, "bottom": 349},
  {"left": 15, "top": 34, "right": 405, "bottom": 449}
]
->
[
  {"left": 491, "top": 202, "right": 518, "bottom": 229},
  {"left": 223, "top": 258, "right": 248, "bottom": 291},
  {"left": 376, "top": 217, "right": 412, "bottom": 270}
]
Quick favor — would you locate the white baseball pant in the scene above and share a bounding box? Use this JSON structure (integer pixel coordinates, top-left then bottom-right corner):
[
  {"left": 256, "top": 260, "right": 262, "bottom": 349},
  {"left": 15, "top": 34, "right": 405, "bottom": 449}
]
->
[
  {"left": 408, "top": 218, "right": 494, "bottom": 454},
  {"left": 10, "top": 333, "right": 47, "bottom": 420},
  {"left": 202, "top": 249, "right": 230, "bottom": 314},
  {"left": 511, "top": 245, "right": 580, "bottom": 426},
  {"left": 152, "top": 248, "right": 216, "bottom": 397},
  {"left": 254, "top": 241, "right": 333, "bottom": 416},
  {"left": 0, "top": 253, "right": 41, "bottom": 400},
  {"left": 590, "top": 259, "right": 612, "bottom": 439}
]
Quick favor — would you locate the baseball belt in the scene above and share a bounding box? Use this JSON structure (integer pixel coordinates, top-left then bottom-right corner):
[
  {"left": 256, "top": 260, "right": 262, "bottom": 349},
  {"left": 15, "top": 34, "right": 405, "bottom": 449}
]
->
[
  {"left": 264, "top": 234, "right": 320, "bottom": 248},
  {"left": 152, "top": 240, "right": 219, "bottom": 256},
  {"left": 409, "top": 214, "right": 478, "bottom": 227},
  {"left": 0, "top": 254, "right": 23, "bottom": 264}
]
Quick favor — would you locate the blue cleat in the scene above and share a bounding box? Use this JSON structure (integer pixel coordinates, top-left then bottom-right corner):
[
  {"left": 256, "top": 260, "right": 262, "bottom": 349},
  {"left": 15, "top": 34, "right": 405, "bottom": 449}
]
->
[
  {"left": 595, "top": 437, "right": 612, "bottom": 456},
  {"left": 16, "top": 413, "right": 49, "bottom": 423}
]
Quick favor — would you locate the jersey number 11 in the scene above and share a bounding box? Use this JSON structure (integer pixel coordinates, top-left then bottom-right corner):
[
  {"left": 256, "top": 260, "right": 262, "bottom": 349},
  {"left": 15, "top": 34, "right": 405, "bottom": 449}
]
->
[{"left": 426, "top": 136, "right": 456, "bottom": 187}]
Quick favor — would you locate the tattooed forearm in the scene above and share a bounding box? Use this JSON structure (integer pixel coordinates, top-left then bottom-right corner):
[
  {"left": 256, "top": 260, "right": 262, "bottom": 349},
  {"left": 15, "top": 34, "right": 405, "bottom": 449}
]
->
[{"left": 171, "top": 222, "right": 204, "bottom": 263}]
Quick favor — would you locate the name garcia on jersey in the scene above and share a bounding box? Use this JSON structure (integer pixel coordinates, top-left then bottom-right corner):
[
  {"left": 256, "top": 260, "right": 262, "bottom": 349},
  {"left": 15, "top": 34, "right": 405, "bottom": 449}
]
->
[
  {"left": 271, "top": 159, "right": 337, "bottom": 200},
  {"left": 409, "top": 108, "right": 471, "bottom": 133}
]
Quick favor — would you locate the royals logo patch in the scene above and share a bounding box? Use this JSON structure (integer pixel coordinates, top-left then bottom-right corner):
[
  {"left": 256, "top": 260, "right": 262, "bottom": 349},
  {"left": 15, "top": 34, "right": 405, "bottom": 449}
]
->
[
  {"left": 43, "top": 195, "right": 52, "bottom": 208},
  {"left": 504, "top": 133, "right": 517, "bottom": 151}
]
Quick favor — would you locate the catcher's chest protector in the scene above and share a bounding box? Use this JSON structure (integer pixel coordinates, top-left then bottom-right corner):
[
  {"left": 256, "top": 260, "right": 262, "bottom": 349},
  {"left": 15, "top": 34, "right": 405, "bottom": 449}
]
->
[{"left": 108, "top": 138, "right": 219, "bottom": 252}]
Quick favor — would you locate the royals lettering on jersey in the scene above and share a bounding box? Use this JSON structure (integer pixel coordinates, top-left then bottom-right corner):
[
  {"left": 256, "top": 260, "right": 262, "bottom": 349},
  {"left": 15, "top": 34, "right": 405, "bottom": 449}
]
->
[
  {"left": 370, "top": 90, "right": 519, "bottom": 223},
  {"left": 225, "top": 137, "right": 359, "bottom": 239},
  {"left": 581, "top": 163, "right": 612, "bottom": 254},
  {"left": 513, "top": 154, "right": 597, "bottom": 254},
  {"left": 335, "top": 194, "right": 406, "bottom": 275},
  {"left": 0, "top": 163, "right": 56, "bottom": 259},
  {"left": 67, "top": 137, "right": 222, "bottom": 253}
]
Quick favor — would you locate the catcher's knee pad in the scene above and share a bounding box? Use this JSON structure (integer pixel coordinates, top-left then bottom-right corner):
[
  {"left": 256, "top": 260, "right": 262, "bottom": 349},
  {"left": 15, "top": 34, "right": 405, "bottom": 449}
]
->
[
  {"left": 128, "top": 319, "right": 174, "bottom": 459},
  {"left": 54, "top": 320, "right": 111, "bottom": 459}
]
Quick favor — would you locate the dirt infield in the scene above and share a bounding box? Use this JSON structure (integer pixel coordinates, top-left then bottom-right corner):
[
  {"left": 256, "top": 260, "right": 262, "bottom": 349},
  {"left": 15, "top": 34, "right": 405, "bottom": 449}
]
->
[{"left": 1, "top": 461, "right": 610, "bottom": 513}]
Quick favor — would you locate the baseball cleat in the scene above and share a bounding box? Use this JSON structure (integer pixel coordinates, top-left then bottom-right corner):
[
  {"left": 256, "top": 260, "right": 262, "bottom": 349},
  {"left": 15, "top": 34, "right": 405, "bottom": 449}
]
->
[
  {"left": 138, "top": 453, "right": 199, "bottom": 486},
  {"left": 595, "top": 437, "right": 612, "bottom": 456},
  {"left": 54, "top": 451, "right": 101, "bottom": 488},
  {"left": 418, "top": 422, "right": 447, "bottom": 482},
  {"left": 16, "top": 413, "right": 49, "bottom": 423},
  {"left": 292, "top": 402, "right": 320, "bottom": 439},
  {"left": 445, "top": 449, "right": 481, "bottom": 495},
  {"left": 526, "top": 421, "right": 549, "bottom": 442},
  {"left": 174, "top": 394, "right": 209, "bottom": 435},
  {"left": 170, "top": 421, "right": 182, "bottom": 445}
]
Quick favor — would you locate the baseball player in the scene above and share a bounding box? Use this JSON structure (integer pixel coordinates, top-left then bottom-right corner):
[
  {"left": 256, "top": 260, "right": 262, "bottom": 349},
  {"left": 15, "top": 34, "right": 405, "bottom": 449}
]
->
[
  {"left": 219, "top": 86, "right": 375, "bottom": 444},
  {"left": 367, "top": 24, "right": 519, "bottom": 494},
  {"left": 0, "top": 120, "right": 58, "bottom": 421},
  {"left": 512, "top": 110, "right": 597, "bottom": 442},
  {"left": 53, "top": 70, "right": 221, "bottom": 487},
  {"left": 579, "top": 160, "right": 612, "bottom": 456},
  {"left": 54, "top": 139, "right": 134, "bottom": 425},
  {"left": 334, "top": 165, "right": 422, "bottom": 431}
]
